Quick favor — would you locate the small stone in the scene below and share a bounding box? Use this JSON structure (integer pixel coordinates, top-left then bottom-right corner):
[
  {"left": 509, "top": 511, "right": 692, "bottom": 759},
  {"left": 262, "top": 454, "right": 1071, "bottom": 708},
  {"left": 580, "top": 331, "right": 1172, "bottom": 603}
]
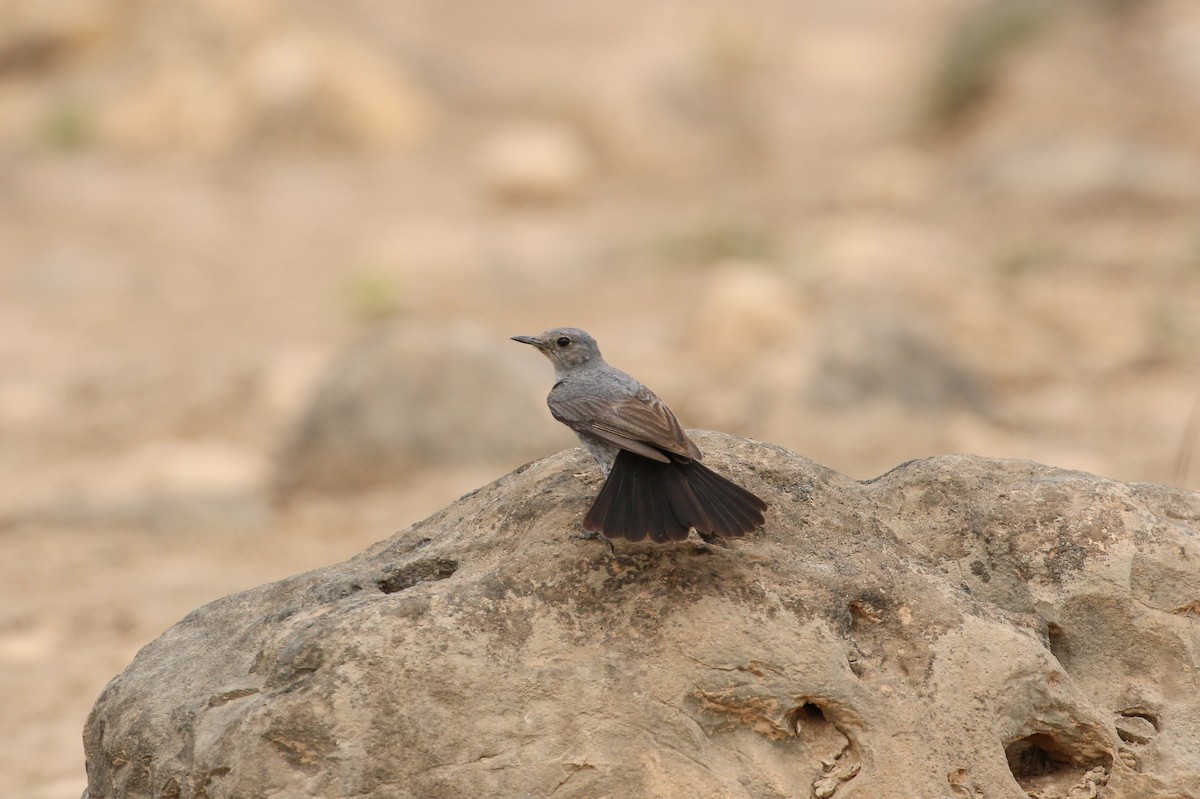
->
[{"left": 478, "top": 121, "right": 593, "bottom": 204}]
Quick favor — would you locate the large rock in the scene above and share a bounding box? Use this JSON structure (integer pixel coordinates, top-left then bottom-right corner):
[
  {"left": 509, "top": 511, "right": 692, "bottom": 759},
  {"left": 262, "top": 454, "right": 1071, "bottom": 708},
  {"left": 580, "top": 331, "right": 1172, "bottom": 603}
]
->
[{"left": 83, "top": 434, "right": 1200, "bottom": 798}]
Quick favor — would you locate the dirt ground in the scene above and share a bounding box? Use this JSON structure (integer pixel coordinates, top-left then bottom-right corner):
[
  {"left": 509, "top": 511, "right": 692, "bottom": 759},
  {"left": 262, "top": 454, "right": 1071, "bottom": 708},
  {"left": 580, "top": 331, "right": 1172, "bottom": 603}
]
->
[{"left": 2, "top": 1, "right": 1200, "bottom": 796}]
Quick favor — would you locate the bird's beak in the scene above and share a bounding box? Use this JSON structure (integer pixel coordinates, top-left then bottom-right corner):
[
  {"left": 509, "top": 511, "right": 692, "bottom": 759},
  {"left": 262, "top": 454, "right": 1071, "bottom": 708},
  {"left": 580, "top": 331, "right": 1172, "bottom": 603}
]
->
[{"left": 511, "top": 335, "right": 542, "bottom": 348}]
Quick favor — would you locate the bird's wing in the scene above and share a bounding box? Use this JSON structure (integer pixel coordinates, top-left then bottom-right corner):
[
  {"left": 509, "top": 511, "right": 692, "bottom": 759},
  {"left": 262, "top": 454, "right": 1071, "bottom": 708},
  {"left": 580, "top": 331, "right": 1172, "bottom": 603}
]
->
[{"left": 551, "top": 387, "right": 701, "bottom": 462}]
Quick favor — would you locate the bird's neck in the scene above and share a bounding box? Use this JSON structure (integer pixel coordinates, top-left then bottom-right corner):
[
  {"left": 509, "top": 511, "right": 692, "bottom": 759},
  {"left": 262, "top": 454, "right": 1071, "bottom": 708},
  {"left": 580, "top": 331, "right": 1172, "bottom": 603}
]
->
[{"left": 554, "top": 360, "right": 606, "bottom": 382}]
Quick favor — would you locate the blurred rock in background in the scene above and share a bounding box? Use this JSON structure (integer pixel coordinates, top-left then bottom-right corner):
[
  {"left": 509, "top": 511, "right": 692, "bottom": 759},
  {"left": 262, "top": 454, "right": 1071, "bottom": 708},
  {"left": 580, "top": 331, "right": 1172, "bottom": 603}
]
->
[
  {"left": 804, "top": 310, "right": 989, "bottom": 415},
  {"left": 272, "top": 318, "right": 569, "bottom": 499},
  {"left": 0, "top": 0, "right": 434, "bottom": 154},
  {"left": 478, "top": 120, "right": 594, "bottom": 205}
]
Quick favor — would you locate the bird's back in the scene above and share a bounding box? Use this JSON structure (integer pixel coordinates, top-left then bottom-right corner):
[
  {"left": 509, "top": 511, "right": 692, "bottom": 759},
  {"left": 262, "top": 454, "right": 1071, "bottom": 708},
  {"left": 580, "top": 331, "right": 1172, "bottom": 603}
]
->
[{"left": 548, "top": 361, "right": 699, "bottom": 462}]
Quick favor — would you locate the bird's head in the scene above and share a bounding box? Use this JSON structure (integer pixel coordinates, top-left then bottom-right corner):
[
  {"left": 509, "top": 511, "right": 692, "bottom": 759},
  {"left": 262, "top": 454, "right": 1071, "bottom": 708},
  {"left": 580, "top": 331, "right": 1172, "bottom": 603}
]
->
[{"left": 511, "top": 327, "right": 602, "bottom": 373}]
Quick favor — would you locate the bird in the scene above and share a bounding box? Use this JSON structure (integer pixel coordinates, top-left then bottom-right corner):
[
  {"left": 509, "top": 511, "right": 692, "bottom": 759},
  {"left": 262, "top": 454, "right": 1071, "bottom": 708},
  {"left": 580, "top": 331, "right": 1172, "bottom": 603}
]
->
[{"left": 512, "top": 327, "right": 767, "bottom": 543}]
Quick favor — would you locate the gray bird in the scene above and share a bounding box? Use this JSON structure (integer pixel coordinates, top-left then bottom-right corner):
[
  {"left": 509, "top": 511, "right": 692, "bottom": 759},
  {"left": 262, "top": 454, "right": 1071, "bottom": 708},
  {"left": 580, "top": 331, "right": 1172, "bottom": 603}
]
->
[{"left": 512, "top": 327, "right": 767, "bottom": 543}]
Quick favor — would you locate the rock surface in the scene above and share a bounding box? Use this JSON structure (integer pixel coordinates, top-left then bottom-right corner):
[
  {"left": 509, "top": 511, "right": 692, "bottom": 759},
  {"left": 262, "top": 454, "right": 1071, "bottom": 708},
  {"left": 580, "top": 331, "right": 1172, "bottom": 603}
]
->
[{"left": 83, "top": 434, "right": 1200, "bottom": 798}]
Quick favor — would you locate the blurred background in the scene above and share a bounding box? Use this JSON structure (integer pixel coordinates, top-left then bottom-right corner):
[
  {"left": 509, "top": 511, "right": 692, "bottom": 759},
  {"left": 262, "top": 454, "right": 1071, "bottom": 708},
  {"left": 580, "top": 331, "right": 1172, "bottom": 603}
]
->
[{"left": 2, "top": 0, "right": 1199, "bottom": 795}]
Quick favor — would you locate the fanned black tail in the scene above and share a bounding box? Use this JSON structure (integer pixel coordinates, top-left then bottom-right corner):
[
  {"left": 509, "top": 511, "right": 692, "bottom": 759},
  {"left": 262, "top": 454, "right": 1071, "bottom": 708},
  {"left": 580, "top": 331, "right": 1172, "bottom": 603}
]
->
[{"left": 582, "top": 450, "right": 767, "bottom": 543}]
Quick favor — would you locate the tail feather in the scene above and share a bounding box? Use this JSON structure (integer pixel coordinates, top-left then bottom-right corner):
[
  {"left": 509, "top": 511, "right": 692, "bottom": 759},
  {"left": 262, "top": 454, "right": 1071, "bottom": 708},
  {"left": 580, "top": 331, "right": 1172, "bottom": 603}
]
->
[
  {"left": 689, "top": 471, "right": 744, "bottom": 538},
  {"left": 675, "top": 459, "right": 766, "bottom": 537},
  {"left": 621, "top": 465, "right": 648, "bottom": 542},
  {"left": 582, "top": 464, "right": 618, "bottom": 534},
  {"left": 644, "top": 480, "right": 671, "bottom": 543},
  {"left": 662, "top": 469, "right": 712, "bottom": 533},
  {"left": 687, "top": 461, "right": 768, "bottom": 524},
  {"left": 583, "top": 452, "right": 692, "bottom": 541},
  {"left": 584, "top": 450, "right": 767, "bottom": 542}
]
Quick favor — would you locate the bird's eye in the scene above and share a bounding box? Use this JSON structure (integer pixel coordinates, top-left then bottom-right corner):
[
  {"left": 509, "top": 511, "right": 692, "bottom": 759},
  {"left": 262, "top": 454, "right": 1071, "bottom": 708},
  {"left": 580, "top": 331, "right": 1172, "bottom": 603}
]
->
[{"left": 556, "top": 336, "right": 571, "bottom": 348}]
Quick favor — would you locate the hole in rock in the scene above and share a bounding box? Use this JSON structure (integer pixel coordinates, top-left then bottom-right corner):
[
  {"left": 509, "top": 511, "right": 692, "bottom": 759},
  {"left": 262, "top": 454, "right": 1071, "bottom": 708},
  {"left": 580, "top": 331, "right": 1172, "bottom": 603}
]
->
[
  {"left": 1005, "top": 732, "right": 1110, "bottom": 795},
  {"left": 1116, "top": 708, "right": 1159, "bottom": 745},
  {"left": 377, "top": 558, "right": 459, "bottom": 594},
  {"left": 1006, "top": 734, "right": 1075, "bottom": 779},
  {"left": 787, "top": 701, "right": 829, "bottom": 734},
  {"left": 1118, "top": 708, "right": 1158, "bottom": 729},
  {"left": 1045, "top": 622, "right": 1071, "bottom": 667}
]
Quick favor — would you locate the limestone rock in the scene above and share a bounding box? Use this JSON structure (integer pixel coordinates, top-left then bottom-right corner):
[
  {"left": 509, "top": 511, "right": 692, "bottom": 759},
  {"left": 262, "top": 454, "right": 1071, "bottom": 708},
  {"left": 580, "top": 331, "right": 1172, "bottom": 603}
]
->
[
  {"left": 861, "top": 456, "right": 1200, "bottom": 796},
  {"left": 84, "top": 434, "right": 1200, "bottom": 798}
]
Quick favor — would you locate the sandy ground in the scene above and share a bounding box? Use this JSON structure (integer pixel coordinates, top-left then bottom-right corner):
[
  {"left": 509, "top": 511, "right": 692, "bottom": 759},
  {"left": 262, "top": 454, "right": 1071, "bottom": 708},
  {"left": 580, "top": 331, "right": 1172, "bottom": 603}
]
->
[{"left": 2, "top": 1, "right": 1200, "bottom": 796}]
